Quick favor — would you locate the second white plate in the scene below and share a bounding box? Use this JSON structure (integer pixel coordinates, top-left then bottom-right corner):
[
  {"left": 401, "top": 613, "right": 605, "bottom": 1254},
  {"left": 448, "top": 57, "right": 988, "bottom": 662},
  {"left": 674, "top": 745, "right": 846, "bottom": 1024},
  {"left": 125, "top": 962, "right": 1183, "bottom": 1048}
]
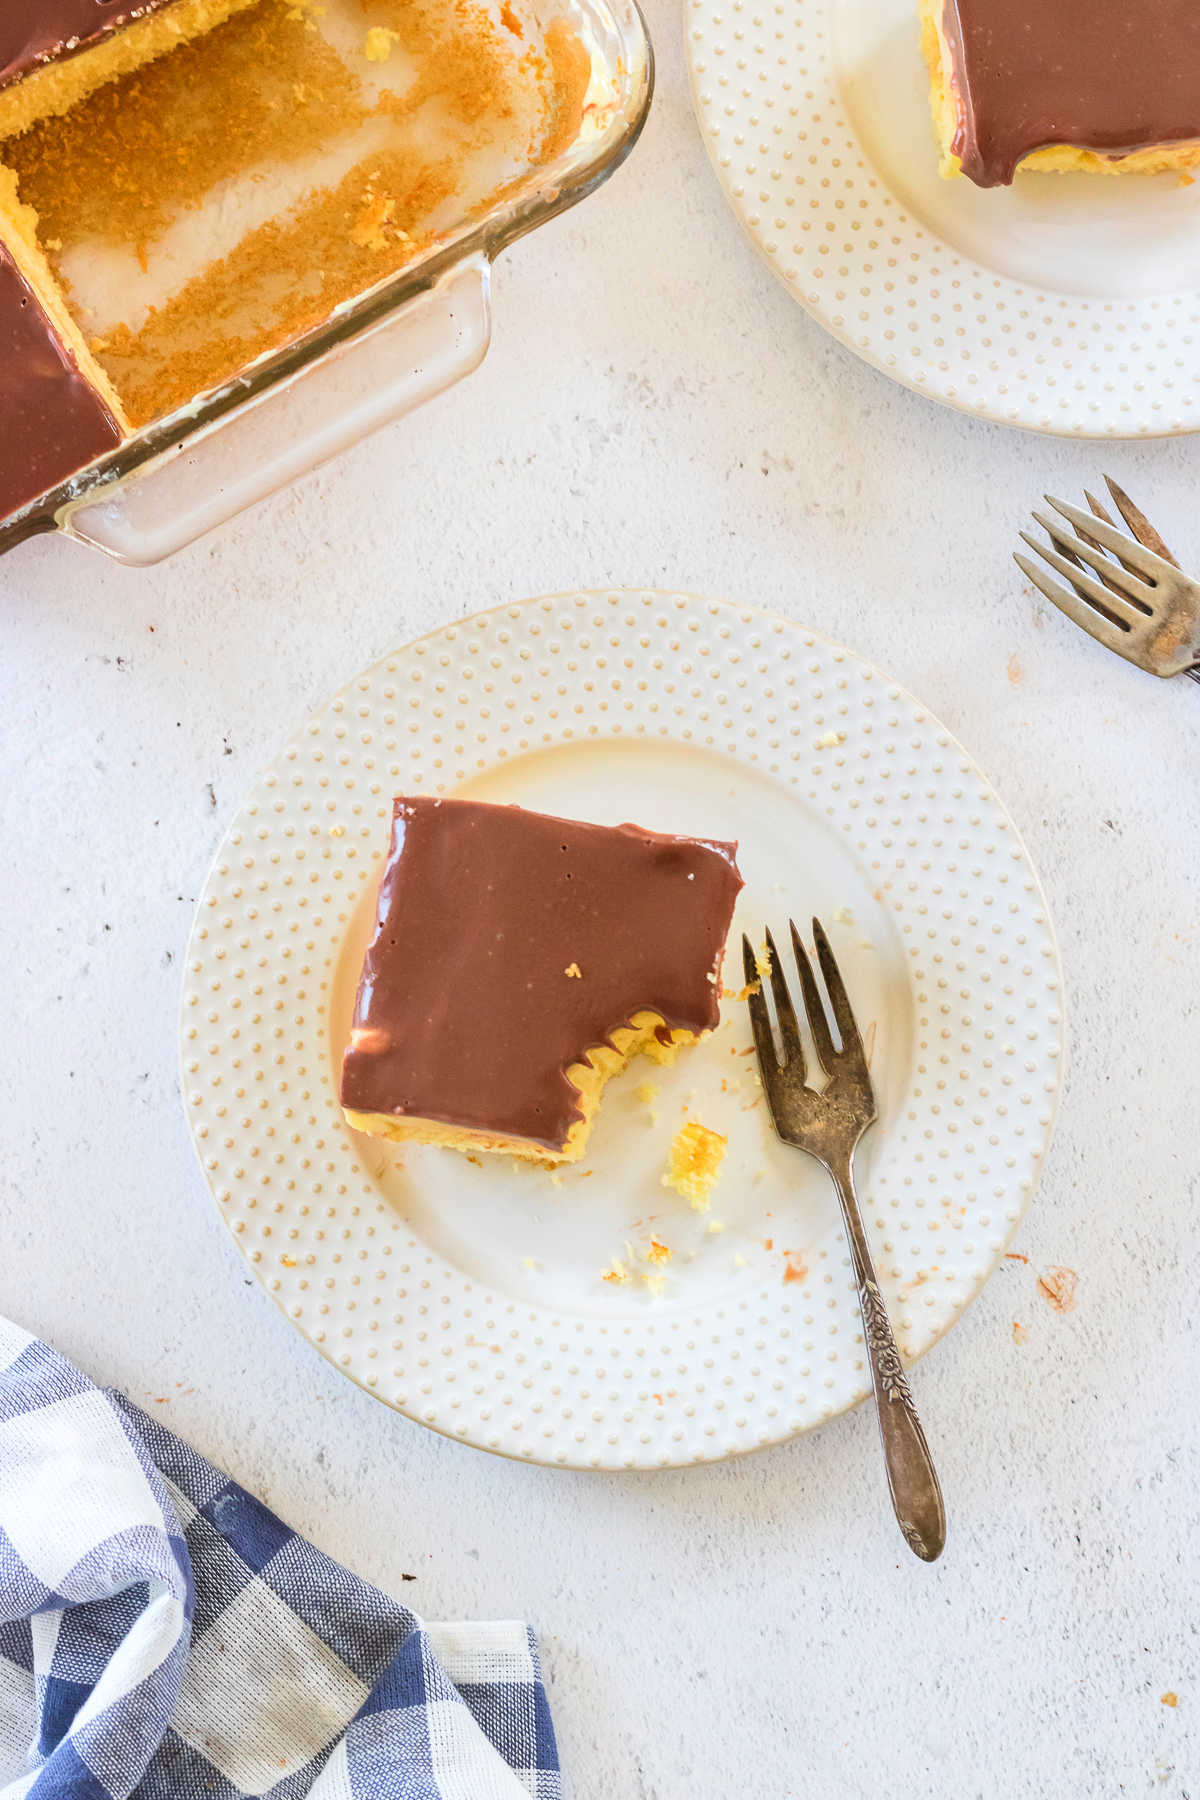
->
[
  {"left": 182, "top": 592, "right": 1064, "bottom": 1467},
  {"left": 686, "top": 0, "right": 1200, "bottom": 436}
]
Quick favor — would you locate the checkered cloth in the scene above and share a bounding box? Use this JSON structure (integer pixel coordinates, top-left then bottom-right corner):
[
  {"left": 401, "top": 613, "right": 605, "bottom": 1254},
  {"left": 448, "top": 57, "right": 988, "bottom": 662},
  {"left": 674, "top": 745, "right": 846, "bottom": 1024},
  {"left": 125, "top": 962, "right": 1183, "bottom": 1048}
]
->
[{"left": 0, "top": 1320, "right": 559, "bottom": 1800}]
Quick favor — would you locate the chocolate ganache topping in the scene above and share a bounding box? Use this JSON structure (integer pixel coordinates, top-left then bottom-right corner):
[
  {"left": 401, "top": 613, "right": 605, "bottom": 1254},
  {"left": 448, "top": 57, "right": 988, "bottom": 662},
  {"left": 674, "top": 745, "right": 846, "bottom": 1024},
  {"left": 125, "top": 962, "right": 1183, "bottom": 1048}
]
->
[
  {"left": 340, "top": 797, "right": 744, "bottom": 1150},
  {"left": 0, "top": 247, "right": 121, "bottom": 524},
  {"left": 0, "top": 0, "right": 178, "bottom": 90},
  {"left": 942, "top": 0, "right": 1200, "bottom": 187}
]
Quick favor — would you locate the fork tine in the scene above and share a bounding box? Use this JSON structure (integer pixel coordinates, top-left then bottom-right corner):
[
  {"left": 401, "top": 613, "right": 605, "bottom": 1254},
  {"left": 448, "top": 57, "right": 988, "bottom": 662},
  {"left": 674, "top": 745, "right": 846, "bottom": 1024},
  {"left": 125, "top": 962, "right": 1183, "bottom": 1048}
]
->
[
  {"left": 1029, "top": 511, "right": 1153, "bottom": 612},
  {"left": 811, "top": 918, "right": 867, "bottom": 1064},
  {"left": 1103, "top": 476, "right": 1181, "bottom": 569},
  {"left": 1017, "top": 532, "right": 1150, "bottom": 629},
  {"left": 763, "top": 927, "right": 804, "bottom": 1074},
  {"left": 789, "top": 921, "right": 837, "bottom": 1076},
  {"left": 1044, "top": 495, "right": 1172, "bottom": 585},
  {"left": 1080, "top": 490, "right": 1146, "bottom": 589},
  {"left": 1084, "top": 489, "right": 1116, "bottom": 529},
  {"left": 1013, "top": 553, "right": 1136, "bottom": 658},
  {"left": 1042, "top": 499, "right": 1134, "bottom": 605},
  {"left": 742, "top": 934, "right": 777, "bottom": 1075}
]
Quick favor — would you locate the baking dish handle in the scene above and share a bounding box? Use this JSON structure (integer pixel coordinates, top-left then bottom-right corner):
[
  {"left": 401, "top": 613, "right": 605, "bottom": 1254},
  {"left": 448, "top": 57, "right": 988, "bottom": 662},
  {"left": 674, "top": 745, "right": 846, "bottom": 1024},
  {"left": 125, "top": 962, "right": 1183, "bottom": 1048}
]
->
[{"left": 60, "top": 254, "right": 492, "bottom": 567}]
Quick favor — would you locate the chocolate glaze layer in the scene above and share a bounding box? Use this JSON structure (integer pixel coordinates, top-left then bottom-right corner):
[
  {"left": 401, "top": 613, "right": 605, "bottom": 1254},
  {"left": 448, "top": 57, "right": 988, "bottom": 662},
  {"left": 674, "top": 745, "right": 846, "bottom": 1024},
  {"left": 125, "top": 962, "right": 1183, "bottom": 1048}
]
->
[
  {"left": 341, "top": 797, "right": 744, "bottom": 1151},
  {"left": 0, "top": 246, "right": 121, "bottom": 524},
  {"left": 0, "top": 0, "right": 177, "bottom": 91},
  {"left": 942, "top": 0, "right": 1200, "bottom": 187}
]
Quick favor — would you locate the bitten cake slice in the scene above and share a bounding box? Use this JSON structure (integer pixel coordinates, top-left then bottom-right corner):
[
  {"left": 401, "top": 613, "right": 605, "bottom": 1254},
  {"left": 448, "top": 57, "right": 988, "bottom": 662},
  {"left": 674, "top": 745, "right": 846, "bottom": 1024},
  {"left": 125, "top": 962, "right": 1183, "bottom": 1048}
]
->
[
  {"left": 0, "top": 0, "right": 263, "bottom": 141},
  {"left": 920, "top": 0, "right": 1200, "bottom": 186},
  {"left": 341, "top": 798, "right": 744, "bottom": 1165}
]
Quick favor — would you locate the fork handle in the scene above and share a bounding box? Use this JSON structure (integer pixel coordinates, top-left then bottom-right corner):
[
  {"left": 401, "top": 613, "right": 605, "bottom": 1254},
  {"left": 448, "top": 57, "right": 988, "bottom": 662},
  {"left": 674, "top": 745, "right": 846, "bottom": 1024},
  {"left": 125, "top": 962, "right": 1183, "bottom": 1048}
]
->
[{"left": 829, "top": 1158, "right": 947, "bottom": 1563}]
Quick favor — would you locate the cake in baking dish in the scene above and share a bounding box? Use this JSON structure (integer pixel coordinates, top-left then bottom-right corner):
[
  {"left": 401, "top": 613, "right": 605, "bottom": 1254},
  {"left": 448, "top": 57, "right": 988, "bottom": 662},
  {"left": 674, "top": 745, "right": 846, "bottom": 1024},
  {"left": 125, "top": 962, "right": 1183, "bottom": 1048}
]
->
[
  {"left": 0, "top": 0, "right": 587, "bottom": 527},
  {"left": 0, "top": 0, "right": 262, "bottom": 140},
  {"left": 919, "top": 0, "right": 1200, "bottom": 186},
  {"left": 340, "top": 798, "right": 744, "bottom": 1166}
]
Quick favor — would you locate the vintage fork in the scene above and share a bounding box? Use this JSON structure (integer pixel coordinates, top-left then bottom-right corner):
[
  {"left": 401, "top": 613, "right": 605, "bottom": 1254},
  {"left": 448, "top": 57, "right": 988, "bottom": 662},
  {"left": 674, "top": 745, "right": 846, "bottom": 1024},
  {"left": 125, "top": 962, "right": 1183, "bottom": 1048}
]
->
[
  {"left": 1014, "top": 476, "right": 1200, "bottom": 683},
  {"left": 743, "top": 920, "right": 946, "bottom": 1563}
]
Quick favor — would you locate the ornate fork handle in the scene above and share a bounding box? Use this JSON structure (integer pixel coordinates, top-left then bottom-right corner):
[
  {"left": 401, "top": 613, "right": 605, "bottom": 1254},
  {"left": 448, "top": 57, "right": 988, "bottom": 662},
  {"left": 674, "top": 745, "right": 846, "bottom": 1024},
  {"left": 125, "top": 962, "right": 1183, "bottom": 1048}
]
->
[{"left": 829, "top": 1156, "right": 946, "bottom": 1563}]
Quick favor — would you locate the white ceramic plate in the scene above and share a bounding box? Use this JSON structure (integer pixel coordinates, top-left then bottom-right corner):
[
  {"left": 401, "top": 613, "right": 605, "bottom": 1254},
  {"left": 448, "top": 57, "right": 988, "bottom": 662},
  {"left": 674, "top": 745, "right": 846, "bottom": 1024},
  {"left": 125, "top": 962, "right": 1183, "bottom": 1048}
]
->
[
  {"left": 181, "top": 591, "right": 1064, "bottom": 1468},
  {"left": 686, "top": 0, "right": 1200, "bottom": 437}
]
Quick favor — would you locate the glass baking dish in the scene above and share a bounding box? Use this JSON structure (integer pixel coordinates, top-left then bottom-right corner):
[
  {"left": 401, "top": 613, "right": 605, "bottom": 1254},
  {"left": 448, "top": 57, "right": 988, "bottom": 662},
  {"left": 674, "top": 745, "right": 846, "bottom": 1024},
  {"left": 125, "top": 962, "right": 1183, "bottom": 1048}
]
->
[{"left": 0, "top": 0, "right": 651, "bottom": 567}]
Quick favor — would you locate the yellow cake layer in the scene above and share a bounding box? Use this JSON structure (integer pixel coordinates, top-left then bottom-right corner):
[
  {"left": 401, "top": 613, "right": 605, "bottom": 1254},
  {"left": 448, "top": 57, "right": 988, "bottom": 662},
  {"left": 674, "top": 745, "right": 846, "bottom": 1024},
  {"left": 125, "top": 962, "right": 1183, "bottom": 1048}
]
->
[
  {"left": 344, "top": 1012, "right": 701, "bottom": 1167},
  {"left": 0, "top": 162, "right": 129, "bottom": 428},
  {"left": 919, "top": 0, "right": 1200, "bottom": 180},
  {"left": 0, "top": 0, "right": 264, "bottom": 142}
]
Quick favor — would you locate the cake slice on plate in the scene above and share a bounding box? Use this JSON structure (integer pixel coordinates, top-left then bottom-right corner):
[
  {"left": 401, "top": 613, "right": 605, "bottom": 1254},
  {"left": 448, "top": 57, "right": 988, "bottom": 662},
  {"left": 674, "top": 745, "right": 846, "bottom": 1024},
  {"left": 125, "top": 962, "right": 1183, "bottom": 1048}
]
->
[
  {"left": 919, "top": 0, "right": 1200, "bottom": 186},
  {"left": 340, "top": 797, "right": 743, "bottom": 1166}
]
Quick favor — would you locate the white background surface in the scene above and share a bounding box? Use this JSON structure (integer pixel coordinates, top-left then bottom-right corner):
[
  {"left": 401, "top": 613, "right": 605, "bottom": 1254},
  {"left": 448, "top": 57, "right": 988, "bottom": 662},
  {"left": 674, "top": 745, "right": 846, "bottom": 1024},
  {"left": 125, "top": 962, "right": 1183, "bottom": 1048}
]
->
[{"left": 1, "top": 1, "right": 1198, "bottom": 1792}]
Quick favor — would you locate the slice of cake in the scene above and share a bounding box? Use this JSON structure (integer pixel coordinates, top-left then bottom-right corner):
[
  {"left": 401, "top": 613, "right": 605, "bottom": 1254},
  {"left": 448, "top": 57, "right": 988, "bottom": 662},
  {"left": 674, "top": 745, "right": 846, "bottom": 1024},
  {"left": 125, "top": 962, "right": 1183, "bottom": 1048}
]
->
[
  {"left": 340, "top": 798, "right": 744, "bottom": 1165},
  {"left": 0, "top": 0, "right": 263, "bottom": 141},
  {"left": 920, "top": 0, "right": 1200, "bottom": 186},
  {"left": 0, "top": 241, "right": 122, "bottom": 521}
]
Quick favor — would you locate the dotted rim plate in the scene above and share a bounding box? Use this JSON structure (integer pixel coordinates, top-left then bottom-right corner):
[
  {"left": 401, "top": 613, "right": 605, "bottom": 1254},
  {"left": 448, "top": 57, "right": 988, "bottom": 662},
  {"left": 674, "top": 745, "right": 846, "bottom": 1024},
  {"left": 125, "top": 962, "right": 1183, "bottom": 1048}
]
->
[
  {"left": 685, "top": 0, "right": 1200, "bottom": 437},
  {"left": 181, "top": 592, "right": 1064, "bottom": 1469}
]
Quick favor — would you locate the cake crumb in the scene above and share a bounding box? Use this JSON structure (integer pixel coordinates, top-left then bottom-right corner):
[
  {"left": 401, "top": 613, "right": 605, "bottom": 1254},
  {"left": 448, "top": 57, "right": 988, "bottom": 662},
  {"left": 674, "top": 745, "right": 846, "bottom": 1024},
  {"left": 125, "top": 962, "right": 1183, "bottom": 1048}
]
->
[
  {"left": 642, "top": 1273, "right": 666, "bottom": 1296},
  {"left": 662, "top": 1121, "right": 728, "bottom": 1211},
  {"left": 1011, "top": 1320, "right": 1027, "bottom": 1345},
  {"left": 601, "top": 1259, "right": 629, "bottom": 1285},
  {"left": 363, "top": 24, "right": 400, "bottom": 59},
  {"left": 645, "top": 1238, "right": 671, "bottom": 1265},
  {"left": 722, "top": 979, "right": 761, "bottom": 1001},
  {"left": 754, "top": 945, "right": 771, "bottom": 978},
  {"left": 705, "top": 1218, "right": 726, "bottom": 1236},
  {"left": 635, "top": 1082, "right": 659, "bottom": 1106},
  {"left": 285, "top": 0, "right": 326, "bottom": 26},
  {"left": 351, "top": 191, "right": 396, "bottom": 252},
  {"left": 733, "top": 1252, "right": 748, "bottom": 1269},
  {"left": 549, "top": 1173, "right": 563, "bottom": 1188},
  {"left": 1037, "top": 1266, "right": 1078, "bottom": 1314},
  {"left": 564, "top": 962, "right": 582, "bottom": 979},
  {"left": 280, "top": 1255, "right": 297, "bottom": 1268},
  {"left": 330, "top": 823, "right": 345, "bottom": 837},
  {"left": 833, "top": 906, "right": 854, "bottom": 924},
  {"left": 816, "top": 729, "right": 844, "bottom": 749},
  {"left": 1161, "top": 1692, "right": 1178, "bottom": 1708}
]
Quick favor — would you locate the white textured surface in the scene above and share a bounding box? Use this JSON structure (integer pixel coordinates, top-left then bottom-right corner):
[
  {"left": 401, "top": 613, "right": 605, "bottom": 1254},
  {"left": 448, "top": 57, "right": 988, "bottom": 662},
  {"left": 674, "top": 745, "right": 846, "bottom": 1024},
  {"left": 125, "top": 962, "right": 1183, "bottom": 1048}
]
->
[
  {"left": 183, "top": 594, "right": 1062, "bottom": 1466},
  {"left": 0, "top": 0, "right": 1198, "bottom": 1787}
]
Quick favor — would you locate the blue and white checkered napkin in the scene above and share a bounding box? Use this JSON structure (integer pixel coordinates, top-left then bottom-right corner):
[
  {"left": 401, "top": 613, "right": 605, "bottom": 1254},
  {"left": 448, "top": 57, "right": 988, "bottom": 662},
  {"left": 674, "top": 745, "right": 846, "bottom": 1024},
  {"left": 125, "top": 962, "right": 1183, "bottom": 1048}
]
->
[{"left": 0, "top": 1319, "right": 560, "bottom": 1800}]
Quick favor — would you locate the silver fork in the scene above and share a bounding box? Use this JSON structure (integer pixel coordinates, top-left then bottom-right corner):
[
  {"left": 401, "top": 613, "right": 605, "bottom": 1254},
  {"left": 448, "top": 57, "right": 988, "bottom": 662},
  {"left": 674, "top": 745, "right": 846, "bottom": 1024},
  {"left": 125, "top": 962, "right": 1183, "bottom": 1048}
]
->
[
  {"left": 743, "top": 920, "right": 946, "bottom": 1563},
  {"left": 1014, "top": 476, "right": 1200, "bottom": 683}
]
